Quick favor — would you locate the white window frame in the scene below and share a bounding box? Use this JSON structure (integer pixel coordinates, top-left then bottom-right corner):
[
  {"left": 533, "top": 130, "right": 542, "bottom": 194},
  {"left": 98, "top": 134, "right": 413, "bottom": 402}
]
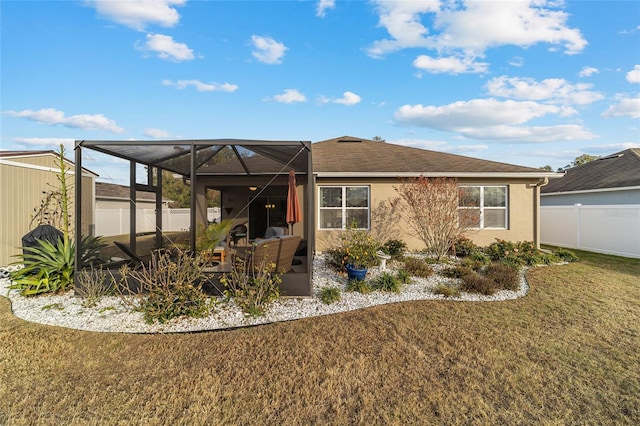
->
[
  {"left": 318, "top": 186, "right": 370, "bottom": 230},
  {"left": 459, "top": 185, "right": 508, "bottom": 229}
]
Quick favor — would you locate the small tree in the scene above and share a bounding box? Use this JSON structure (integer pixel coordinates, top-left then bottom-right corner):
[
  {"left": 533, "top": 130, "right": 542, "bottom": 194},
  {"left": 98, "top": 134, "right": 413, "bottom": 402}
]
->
[{"left": 394, "top": 176, "right": 476, "bottom": 259}]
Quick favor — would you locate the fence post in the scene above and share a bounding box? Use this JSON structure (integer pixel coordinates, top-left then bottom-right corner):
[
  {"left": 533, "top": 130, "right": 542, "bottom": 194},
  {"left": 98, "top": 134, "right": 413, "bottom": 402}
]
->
[{"left": 575, "top": 203, "right": 581, "bottom": 249}]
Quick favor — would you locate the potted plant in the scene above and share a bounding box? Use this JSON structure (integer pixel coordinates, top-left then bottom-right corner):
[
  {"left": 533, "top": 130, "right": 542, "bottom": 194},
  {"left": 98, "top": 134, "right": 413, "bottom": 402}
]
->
[{"left": 340, "top": 228, "right": 380, "bottom": 280}]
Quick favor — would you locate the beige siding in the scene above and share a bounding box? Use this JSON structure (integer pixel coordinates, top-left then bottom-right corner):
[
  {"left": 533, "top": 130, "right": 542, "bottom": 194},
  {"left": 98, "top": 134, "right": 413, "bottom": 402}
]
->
[
  {"left": 0, "top": 155, "right": 95, "bottom": 266},
  {"left": 314, "top": 177, "right": 540, "bottom": 252}
]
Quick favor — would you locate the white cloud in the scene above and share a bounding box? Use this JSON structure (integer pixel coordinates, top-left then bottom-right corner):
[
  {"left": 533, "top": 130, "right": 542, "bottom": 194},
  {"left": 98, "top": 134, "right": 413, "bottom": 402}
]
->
[
  {"left": 486, "top": 76, "right": 604, "bottom": 105},
  {"left": 333, "top": 91, "right": 362, "bottom": 106},
  {"left": 626, "top": 65, "right": 640, "bottom": 83},
  {"left": 579, "top": 66, "right": 599, "bottom": 77},
  {"left": 5, "top": 108, "right": 125, "bottom": 133},
  {"left": 508, "top": 56, "right": 524, "bottom": 67},
  {"left": 272, "top": 89, "right": 307, "bottom": 103},
  {"left": 13, "top": 137, "right": 76, "bottom": 152},
  {"left": 584, "top": 142, "right": 640, "bottom": 153},
  {"left": 394, "top": 99, "right": 595, "bottom": 142},
  {"left": 413, "top": 55, "right": 488, "bottom": 74},
  {"left": 137, "top": 33, "right": 194, "bottom": 61},
  {"left": 316, "top": 0, "right": 335, "bottom": 18},
  {"left": 89, "top": 0, "right": 185, "bottom": 31},
  {"left": 251, "top": 35, "right": 287, "bottom": 64},
  {"left": 162, "top": 79, "right": 238, "bottom": 92},
  {"left": 144, "top": 128, "right": 170, "bottom": 139},
  {"left": 602, "top": 96, "right": 640, "bottom": 119},
  {"left": 367, "top": 0, "right": 586, "bottom": 73}
]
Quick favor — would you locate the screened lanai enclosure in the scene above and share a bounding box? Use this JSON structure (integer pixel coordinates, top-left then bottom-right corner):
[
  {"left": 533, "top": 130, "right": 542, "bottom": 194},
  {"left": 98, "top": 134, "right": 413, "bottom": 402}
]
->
[{"left": 75, "top": 139, "right": 314, "bottom": 296}]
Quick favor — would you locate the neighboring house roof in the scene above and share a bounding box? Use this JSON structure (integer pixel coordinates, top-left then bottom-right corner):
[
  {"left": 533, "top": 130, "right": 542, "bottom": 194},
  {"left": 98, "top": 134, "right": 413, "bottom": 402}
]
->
[
  {"left": 541, "top": 149, "right": 640, "bottom": 194},
  {"left": 0, "top": 150, "right": 99, "bottom": 177},
  {"left": 95, "top": 182, "right": 158, "bottom": 202},
  {"left": 312, "top": 136, "right": 558, "bottom": 178}
]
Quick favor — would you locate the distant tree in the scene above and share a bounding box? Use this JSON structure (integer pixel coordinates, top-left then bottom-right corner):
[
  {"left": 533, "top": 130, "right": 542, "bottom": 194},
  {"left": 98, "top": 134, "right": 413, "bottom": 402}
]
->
[
  {"left": 572, "top": 154, "right": 599, "bottom": 166},
  {"left": 161, "top": 171, "right": 219, "bottom": 208},
  {"left": 539, "top": 165, "right": 553, "bottom": 171},
  {"left": 372, "top": 136, "right": 386, "bottom": 143}
]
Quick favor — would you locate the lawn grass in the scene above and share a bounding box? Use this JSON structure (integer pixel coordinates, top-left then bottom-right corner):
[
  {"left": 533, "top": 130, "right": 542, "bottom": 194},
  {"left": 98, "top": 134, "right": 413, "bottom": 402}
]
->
[{"left": 1, "top": 249, "right": 639, "bottom": 424}]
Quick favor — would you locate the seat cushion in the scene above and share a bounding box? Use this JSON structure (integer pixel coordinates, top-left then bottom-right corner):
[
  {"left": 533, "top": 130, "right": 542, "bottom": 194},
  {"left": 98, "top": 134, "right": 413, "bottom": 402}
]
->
[{"left": 264, "top": 226, "right": 285, "bottom": 239}]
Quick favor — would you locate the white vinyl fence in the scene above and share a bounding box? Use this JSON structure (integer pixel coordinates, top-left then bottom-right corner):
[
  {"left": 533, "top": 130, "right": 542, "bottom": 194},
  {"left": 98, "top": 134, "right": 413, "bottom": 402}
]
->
[
  {"left": 95, "top": 207, "right": 220, "bottom": 237},
  {"left": 541, "top": 204, "right": 640, "bottom": 258}
]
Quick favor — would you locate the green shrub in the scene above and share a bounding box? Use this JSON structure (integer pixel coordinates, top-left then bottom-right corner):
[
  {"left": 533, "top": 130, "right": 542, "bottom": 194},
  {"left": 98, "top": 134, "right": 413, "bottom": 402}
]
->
[
  {"left": 443, "top": 265, "right": 474, "bottom": 279},
  {"left": 396, "top": 269, "right": 411, "bottom": 284},
  {"left": 221, "top": 255, "right": 281, "bottom": 317},
  {"left": 452, "top": 237, "right": 481, "bottom": 257},
  {"left": 553, "top": 247, "right": 579, "bottom": 262},
  {"left": 433, "top": 283, "right": 461, "bottom": 298},
  {"left": 403, "top": 257, "right": 434, "bottom": 278},
  {"left": 460, "top": 273, "right": 498, "bottom": 295},
  {"left": 499, "top": 255, "right": 526, "bottom": 270},
  {"left": 485, "top": 239, "right": 518, "bottom": 261},
  {"left": 373, "top": 272, "right": 402, "bottom": 293},
  {"left": 119, "top": 251, "right": 211, "bottom": 324},
  {"left": 346, "top": 278, "right": 371, "bottom": 294},
  {"left": 318, "top": 287, "right": 341, "bottom": 305},
  {"left": 381, "top": 239, "right": 407, "bottom": 259},
  {"left": 485, "top": 263, "right": 520, "bottom": 291},
  {"left": 10, "top": 238, "right": 74, "bottom": 296}
]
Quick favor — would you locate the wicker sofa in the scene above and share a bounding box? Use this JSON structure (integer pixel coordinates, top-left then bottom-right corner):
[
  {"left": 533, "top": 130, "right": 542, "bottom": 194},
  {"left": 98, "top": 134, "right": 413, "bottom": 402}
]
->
[{"left": 234, "top": 235, "right": 301, "bottom": 273}]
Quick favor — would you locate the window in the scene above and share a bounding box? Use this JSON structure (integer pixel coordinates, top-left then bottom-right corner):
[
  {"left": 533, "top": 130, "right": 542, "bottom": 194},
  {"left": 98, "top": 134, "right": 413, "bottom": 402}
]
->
[
  {"left": 459, "top": 186, "right": 507, "bottom": 229},
  {"left": 319, "top": 186, "right": 369, "bottom": 229}
]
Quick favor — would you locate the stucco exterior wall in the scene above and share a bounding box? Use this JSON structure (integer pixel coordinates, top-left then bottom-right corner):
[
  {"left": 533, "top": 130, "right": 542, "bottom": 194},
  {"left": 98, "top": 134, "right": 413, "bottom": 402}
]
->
[
  {"left": 314, "top": 177, "right": 539, "bottom": 252},
  {"left": 0, "top": 154, "right": 95, "bottom": 266}
]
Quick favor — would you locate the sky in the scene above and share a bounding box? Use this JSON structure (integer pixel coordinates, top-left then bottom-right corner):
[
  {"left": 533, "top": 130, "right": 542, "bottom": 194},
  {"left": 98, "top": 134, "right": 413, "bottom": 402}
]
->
[{"left": 1, "top": 0, "right": 639, "bottom": 184}]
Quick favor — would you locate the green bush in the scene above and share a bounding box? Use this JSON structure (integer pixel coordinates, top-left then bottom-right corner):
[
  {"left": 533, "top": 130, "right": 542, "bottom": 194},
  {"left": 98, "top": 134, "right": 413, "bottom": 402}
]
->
[
  {"left": 10, "top": 238, "right": 74, "bottom": 296},
  {"left": 373, "top": 272, "right": 402, "bottom": 293},
  {"left": 485, "top": 263, "right": 520, "bottom": 291},
  {"left": 433, "top": 283, "right": 461, "bottom": 298},
  {"left": 381, "top": 239, "right": 407, "bottom": 259},
  {"left": 403, "top": 257, "right": 434, "bottom": 278},
  {"left": 553, "top": 247, "right": 579, "bottom": 262},
  {"left": 485, "top": 239, "right": 518, "bottom": 261},
  {"left": 442, "top": 265, "right": 474, "bottom": 279},
  {"left": 396, "top": 269, "right": 411, "bottom": 284},
  {"left": 318, "top": 287, "right": 341, "bottom": 305},
  {"left": 346, "top": 278, "right": 371, "bottom": 294},
  {"left": 452, "top": 237, "right": 481, "bottom": 257},
  {"left": 221, "top": 255, "right": 281, "bottom": 317},
  {"left": 119, "top": 251, "right": 211, "bottom": 324}
]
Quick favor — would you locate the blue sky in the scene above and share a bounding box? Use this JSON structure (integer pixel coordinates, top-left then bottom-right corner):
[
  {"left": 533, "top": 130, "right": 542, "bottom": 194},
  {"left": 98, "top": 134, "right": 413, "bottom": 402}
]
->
[{"left": 2, "top": 0, "right": 639, "bottom": 184}]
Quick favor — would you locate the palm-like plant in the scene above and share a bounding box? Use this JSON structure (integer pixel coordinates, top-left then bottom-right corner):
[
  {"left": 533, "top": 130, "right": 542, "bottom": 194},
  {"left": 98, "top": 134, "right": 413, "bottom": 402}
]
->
[{"left": 10, "top": 238, "right": 74, "bottom": 295}]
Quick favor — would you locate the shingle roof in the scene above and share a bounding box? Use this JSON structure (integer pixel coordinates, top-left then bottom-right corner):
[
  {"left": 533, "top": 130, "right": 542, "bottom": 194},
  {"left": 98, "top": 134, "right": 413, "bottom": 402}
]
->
[
  {"left": 312, "top": 136, "right": 548, "bottom": 175},
  {"left": 0, "top": 150, "right": 55, "bottom": 157},
  {"left": 95, "top": 182, "right": 157, "bottom": 201},
  {"left": 541, "top": 149, "right": 640, "bottom": 193}
]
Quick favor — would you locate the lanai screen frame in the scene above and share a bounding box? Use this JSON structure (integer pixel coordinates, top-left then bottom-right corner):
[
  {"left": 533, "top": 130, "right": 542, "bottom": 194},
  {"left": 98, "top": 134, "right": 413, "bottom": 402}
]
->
[{"left": 74, "top": 139, "right": 314, "bottom": 295}]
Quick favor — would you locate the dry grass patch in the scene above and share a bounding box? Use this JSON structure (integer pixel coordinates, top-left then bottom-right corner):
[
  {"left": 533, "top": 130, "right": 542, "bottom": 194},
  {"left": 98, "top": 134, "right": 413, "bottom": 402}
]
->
[{"left": 1, "top": 249, "right": 639, "bottom": 424}]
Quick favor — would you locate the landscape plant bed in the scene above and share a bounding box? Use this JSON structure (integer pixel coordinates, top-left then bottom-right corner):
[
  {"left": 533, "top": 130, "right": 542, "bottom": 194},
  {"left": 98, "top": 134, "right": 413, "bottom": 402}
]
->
[{"left": 0, "top": 249, "right": 638, "bottom": 424}]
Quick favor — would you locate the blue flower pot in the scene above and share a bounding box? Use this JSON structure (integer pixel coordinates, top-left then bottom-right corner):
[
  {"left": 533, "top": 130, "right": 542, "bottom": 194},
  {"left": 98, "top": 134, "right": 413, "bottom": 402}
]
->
[{"left": 346, "top": 264, "right": 368, "bottom": 281}]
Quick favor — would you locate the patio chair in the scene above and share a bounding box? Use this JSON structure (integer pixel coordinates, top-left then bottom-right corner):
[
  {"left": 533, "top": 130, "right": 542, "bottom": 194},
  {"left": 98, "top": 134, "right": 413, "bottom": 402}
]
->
[
  {"left": 234, "top": 235, "right": 301, "bottom": 273},
  {"left": 229, "top": 224, "right": 248, "bottom": 246}
]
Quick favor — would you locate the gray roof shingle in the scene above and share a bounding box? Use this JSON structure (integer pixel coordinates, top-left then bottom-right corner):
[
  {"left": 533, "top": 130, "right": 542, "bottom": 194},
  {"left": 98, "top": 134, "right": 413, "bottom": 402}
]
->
[
  {"left": 541, "top": 149, "right": 640, "bottom": 193},
  {"left": 312, "top": 136, "right": 546, "bottom": 175}
]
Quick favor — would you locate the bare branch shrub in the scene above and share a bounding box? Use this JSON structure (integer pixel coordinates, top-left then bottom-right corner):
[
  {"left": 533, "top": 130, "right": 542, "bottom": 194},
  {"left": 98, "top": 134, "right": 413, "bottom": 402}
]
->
[{"left": 395, "top": 176, "right": 477, "bottom": 259}]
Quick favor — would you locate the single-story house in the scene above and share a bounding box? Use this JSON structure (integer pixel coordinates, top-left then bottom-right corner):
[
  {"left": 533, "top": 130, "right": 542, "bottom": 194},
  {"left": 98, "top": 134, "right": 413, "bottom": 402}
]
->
[
  {"left": 541, "top": 149, "right": 640, "bottom": 206},
  {"left": 0, "top": 150, "right": 97, "bottom": 266},
  {"left": 96, "top": 181, "right": 169, "bottom": 210},
  {"left": 540, "top": 148, "right": 640, "bottom": 258},
  {"left": 74, "top": 136, "right": 561, "bottom": 295}
]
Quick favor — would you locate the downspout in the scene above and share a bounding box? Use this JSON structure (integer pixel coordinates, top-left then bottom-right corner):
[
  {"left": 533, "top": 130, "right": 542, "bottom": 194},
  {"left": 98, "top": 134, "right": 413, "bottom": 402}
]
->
[{"left": 529, "top": 178, "right": 549, "bottom": 249}]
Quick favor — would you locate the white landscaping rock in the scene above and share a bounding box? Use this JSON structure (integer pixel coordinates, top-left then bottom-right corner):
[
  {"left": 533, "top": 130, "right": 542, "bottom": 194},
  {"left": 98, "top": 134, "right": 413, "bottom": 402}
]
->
[{"left": 0, "top": 255, "right": 529, "bottom": 334}]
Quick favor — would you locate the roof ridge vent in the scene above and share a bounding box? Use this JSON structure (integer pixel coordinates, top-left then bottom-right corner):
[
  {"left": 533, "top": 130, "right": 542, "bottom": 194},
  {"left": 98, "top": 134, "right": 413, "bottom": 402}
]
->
[
  {"left": 338, "top": 139, "right": 362, "bottom": 143},
  {"left": 598, "top": 153, "right": 623, "bottom": 161}
]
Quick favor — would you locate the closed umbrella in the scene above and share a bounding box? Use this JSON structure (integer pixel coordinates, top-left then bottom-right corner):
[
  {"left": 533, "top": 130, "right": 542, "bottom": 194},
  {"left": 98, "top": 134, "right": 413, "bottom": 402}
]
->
[{"left": 286, "top": 170, "right": 301, "bottom": 234}]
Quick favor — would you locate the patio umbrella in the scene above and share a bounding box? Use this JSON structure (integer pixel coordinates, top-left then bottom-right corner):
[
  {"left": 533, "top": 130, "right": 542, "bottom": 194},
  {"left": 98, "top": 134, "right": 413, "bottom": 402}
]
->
[{"left": 286, "top": 170, "right": 301, "bottom": 234}]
